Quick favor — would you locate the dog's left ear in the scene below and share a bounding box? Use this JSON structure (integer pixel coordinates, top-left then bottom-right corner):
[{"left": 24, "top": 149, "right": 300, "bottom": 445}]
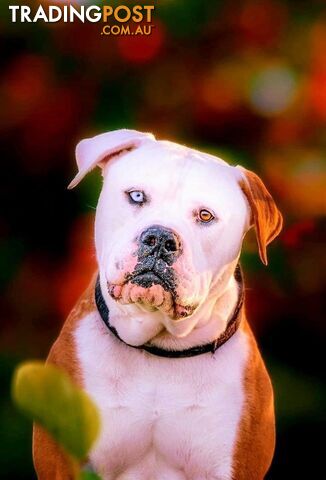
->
[
  {"left": 237, "top": 166, "right": 283, "bottom": 265},
  {"left": 68, "top": 129, "right": 155, "bottom": 189}
]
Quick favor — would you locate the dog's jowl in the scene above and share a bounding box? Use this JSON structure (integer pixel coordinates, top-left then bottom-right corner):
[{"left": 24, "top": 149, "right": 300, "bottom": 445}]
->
[{"left": 33, "top": 129, "right": 282, "bottom": 480}]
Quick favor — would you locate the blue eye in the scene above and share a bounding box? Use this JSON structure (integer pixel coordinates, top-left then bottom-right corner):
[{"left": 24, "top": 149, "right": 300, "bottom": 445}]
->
[{"left": 128, "top": 190, "right": 145, "bottom": 204}]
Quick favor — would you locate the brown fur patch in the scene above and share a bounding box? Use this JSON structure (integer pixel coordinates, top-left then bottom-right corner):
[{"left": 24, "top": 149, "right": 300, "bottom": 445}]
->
[
  {"left": 232, "top": 319, "right": 275, "bottom": 479},
  {"left": 33, "top": 274, "right": 97, "bottom": 479}
]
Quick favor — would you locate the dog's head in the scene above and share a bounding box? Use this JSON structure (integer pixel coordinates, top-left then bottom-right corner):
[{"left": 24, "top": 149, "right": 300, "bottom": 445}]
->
[{"left": 69, "top": 129, "right": 282, "bottom": 338}]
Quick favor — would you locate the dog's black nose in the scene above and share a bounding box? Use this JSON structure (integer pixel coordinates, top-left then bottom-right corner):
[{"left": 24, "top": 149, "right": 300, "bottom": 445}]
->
[{"left": 139, "top": 225, "right": 182, "bottom": 263}]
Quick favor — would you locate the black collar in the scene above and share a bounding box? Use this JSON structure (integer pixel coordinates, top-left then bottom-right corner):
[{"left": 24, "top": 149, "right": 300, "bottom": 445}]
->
[{"left": 95, "top": 265, "right": 244, "bottom": 358}]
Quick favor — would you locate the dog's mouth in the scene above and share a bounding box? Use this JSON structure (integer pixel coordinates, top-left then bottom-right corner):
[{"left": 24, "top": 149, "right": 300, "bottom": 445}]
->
[
  {"left": 128, "top": 257, "right": 177, "bottom": 294},
  {"left": 129, "top": 270, "right": 174, "bottom": 293},
  {"left": 107, "top": 263, "right": 196, "bottom": 319}
]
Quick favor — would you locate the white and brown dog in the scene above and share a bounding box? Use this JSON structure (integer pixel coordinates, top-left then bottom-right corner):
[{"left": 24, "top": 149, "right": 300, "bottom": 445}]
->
[{"left": 33, "top": 129, "right": 282, "bottom": 480}]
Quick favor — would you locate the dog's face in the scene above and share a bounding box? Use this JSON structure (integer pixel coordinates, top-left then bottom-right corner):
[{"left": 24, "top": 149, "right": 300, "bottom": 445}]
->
[
  {"left": 95, "top": 143, "right": 249, "bottom": 321},
  {"left": 69, "top": 130, "right": 282, "bottom": 339}
]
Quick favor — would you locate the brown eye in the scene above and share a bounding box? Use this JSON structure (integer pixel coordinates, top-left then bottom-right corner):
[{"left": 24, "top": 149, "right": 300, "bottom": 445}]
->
[{"left": 198, "top": 209, "right": 215, "bottom": 223}]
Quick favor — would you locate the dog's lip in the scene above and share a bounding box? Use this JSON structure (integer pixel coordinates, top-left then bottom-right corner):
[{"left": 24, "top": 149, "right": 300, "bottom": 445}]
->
[
  {"left": 129, "top": 271, "right": 170, "bottom": 291},
  {"left": 107, "top": 274, "right": 198, "bottom": 320},
  {"left": 128, "top": 272, "right": 197, "bottom": 319}
]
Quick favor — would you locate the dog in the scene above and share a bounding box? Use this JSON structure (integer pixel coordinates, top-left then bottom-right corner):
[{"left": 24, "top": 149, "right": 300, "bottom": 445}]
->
[{"left": 33, "top": 129, "right": 282, "bottom": 479}]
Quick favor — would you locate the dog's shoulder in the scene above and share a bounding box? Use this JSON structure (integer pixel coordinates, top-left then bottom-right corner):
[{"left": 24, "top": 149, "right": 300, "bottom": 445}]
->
[{"left": 46, "top": 272, "right": 98, "bottom": 384}]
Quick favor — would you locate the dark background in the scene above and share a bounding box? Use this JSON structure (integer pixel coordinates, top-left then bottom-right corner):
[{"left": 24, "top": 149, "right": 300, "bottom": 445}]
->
[{"left": 1, "top": 0, "right": 325, "bottom": 478}]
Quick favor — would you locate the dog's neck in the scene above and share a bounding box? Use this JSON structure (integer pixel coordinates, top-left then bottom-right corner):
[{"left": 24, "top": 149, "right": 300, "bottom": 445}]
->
[{"left": 98, "top": 261, "right": 242, "bottom": 352}]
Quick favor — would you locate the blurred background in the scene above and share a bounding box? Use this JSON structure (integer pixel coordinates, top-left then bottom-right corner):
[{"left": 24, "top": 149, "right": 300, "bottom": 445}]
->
[{"left": 1, "top": 0, "right": 325, "bottom": 478}]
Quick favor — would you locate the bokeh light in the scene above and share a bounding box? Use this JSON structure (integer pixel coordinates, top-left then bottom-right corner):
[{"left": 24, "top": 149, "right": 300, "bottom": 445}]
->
[{"left": 248, "top": 64, "right": 299, "bottom": 116}]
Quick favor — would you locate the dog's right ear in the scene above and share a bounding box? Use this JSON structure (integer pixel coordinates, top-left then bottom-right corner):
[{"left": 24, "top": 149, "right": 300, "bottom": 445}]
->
[{"left": 68, "top": 129, "right": 155, "bottom": 189}]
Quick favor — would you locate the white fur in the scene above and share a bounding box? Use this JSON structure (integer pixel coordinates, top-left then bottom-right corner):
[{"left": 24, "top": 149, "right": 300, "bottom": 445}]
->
[{"left": 75, "top": 308, "right": 249, "bottom": 480}]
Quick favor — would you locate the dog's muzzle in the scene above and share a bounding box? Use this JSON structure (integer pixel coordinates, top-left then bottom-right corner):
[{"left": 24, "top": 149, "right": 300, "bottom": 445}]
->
[
  {"left": 129, "top": 225, "right": 181, "bottom": 293},
  {"left": 108, "top": 225, "right": 196, "bottom": 319}
]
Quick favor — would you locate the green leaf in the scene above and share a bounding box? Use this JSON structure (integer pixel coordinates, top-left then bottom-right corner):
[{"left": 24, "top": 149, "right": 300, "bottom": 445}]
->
[
  {"left": 79, "top": 469, "right": 102, "bottom": 480},
  {"left": 12, "top": 362, "right": 101, "bottom": 461}
]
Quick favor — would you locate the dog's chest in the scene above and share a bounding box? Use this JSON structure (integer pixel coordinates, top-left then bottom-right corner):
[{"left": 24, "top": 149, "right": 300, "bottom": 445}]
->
[{"left": 75, "top": 313, "right": 249, "bottom": 480}]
